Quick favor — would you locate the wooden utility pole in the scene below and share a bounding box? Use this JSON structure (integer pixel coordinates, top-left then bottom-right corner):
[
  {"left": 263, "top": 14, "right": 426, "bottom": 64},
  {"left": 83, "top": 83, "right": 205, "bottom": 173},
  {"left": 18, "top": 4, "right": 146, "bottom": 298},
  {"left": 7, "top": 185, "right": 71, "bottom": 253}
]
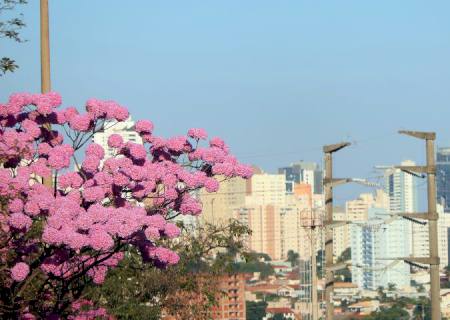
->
[
  {"left": 40, "top": 0, "right": 51, "bottom": 93},
  {"left": 310, "top": 210, "right": 318, "bottom": 320},
  {"left": 40, "top": 0, "right": 52, "bottom": 188},
  {"left": 323, "top": 142, "right": 350, "bottom": 320},
  {"left": 396, "top": 131, "right": 441, "bottom": 320}
]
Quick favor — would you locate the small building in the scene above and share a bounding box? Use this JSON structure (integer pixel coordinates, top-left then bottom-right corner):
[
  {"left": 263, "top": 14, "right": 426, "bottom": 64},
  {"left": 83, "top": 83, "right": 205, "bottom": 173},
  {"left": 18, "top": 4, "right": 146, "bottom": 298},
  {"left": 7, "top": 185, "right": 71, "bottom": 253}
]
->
[
  {"left": 441, "top": 290, "right": 450, "bottom": 318},
  {"left": 263, "top": 307, "right": 297, "bottom": 320},
  {"left": 347, "top": 300, "right": 380, "bottom": 316},
  {"left": 334, "top": 282, "right": 359, "bottom": 302}
]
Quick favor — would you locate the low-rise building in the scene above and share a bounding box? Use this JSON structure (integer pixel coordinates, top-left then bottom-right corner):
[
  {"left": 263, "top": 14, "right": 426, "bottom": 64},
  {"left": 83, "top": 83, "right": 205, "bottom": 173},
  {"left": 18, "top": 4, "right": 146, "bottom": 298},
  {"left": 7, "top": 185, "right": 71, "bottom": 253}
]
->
[
  {"left": 347, "top": 300, "right": 380, "bottom": 316},
  {"left": 263, "top": 307, "right": 297, "bottom": 320},
  {"left": 334, "top": 282, "right": 359, "bottom": 302}
]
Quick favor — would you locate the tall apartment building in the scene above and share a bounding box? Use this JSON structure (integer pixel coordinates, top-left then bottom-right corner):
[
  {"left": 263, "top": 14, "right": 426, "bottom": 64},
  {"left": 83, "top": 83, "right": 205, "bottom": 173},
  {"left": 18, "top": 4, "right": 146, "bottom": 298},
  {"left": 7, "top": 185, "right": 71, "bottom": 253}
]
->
[
  {"left": 345, "top": 190, "right": 388, "bottom": 221},
  {"left": 385, "top": 160, "right": 423, "bottom": 258},
  {"left": 351, "top": 161, "right": 419, "bottom": 290},
  {"left": 199, "top": 177, "right": 248, "bottom": 225},
  {"left": 233, "top": 199, "right": 313, "bottom": 260},
  {"left": 333, "top": 206, "right": 349, "bottom": 262},
  {"left": 438, "top": 204, "right": 450, "bottom": 269},
  {"left": 437, "top": 148, "right": 450, "bottom": 211},
  {"left": 245, "top": 172, "right": 286, "bottom": 207},
  {"left": 93, "top": 117, "right": 143, "bottom": 158},
  {"left": 351, "top": 207, "right": 411, "bottom": 290},
  {"left": 278, "top": 161, "right": 323, "bottom": 195},
  {"left": 211, "top": 274, "right": 247, "bottom": 320}
]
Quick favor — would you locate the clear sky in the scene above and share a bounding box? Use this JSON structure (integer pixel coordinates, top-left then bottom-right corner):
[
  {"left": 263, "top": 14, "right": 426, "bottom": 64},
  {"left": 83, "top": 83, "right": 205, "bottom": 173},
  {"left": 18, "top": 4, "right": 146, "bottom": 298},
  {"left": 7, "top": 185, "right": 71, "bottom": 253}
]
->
[{"left": 2, "top": 1, "right": 450, "bottom": 203}]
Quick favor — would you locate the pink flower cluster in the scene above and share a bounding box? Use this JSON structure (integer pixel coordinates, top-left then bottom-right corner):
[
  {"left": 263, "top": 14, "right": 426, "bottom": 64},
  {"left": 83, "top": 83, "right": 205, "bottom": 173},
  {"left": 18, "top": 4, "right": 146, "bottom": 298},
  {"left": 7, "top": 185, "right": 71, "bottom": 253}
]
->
[
  {"left": 0, "top": 92, "right": 253, "bottom": 316},
  {"left": 11, "top": 262, "right": 30, "bottom": 282},
  {"left": 69, "top": 299, "right": 113, "bottom": 320}
]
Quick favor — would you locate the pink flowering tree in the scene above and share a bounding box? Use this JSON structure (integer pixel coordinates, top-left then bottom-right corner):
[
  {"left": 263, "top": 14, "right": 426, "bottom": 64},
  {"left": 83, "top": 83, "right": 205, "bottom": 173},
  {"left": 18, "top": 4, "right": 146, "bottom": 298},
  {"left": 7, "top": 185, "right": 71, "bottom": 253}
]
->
[{"left": 0, "top": 92, "right": 252, "bottom": 319}]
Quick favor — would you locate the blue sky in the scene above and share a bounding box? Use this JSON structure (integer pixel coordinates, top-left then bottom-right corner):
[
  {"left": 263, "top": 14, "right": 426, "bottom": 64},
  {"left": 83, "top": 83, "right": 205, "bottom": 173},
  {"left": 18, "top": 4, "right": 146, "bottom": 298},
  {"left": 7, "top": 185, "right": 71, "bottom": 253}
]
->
[{"left": 2, "top": 1, "right": 450, "bottom": 203}]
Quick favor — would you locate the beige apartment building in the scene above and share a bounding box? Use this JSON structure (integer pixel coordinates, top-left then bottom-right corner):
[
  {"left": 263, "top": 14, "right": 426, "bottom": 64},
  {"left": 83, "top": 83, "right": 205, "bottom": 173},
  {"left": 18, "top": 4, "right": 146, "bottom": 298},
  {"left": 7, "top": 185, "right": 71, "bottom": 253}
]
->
[
  {"left": 233, "top": 198, "right": 316, "bottom": 261},
  {"left": 345, "top": 190, "right": 388, "bottom": 221},
  {"left": 199, "top": 176, "right": 248, "bottom": 225},
  {"left": 333, "top": 206, "right": 349, "bottom": 262}
]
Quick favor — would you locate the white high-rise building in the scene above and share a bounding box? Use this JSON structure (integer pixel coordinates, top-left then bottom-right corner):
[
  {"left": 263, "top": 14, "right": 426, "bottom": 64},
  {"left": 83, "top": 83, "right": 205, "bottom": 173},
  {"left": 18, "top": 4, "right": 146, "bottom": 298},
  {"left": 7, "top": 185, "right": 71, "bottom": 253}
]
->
[
  {"left": 438, "top": 204, "right": 450, "bottom": 269},
  {"left": 351, "top": 207, "right": 411, "bottom": 290},
  {"left": 385, "top": 160, "right": 421, "bottom": 257},
  {"left": 93, "top": 117, "right": 143, "bottom": 159}
]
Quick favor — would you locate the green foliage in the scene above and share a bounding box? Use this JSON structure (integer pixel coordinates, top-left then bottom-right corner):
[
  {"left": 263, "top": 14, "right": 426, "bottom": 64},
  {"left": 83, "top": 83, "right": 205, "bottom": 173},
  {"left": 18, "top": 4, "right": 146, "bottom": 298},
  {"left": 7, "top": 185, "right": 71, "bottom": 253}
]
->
[
  {"left": 230, "top": 260, "right": 274, "bottom": 279},
  {"left": 286, "top": 250, "right": 299, "bottom": 267},
  {"left": 246, "top": 300, "right": 267, "bottom": 320},
  {"left": 85, "top": 219, "right": 252, "bottom": 319},
  {"left": 366, "top": 305, "right": 409, "bottom": 320},
  {"left": 0, "top": 0, "right": 27, "bottom": 76},
  {"left": 335, "top": 247, "right": 351, "bottom": 281}
]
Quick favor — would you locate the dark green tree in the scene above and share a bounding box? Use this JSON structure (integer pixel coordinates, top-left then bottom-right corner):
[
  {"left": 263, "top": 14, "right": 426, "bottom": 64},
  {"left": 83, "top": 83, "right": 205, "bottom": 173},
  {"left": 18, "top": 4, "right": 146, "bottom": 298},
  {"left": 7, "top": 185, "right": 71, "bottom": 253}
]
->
[
  {"left": 286, "top": 250, "right": 299, "bottom": 267},
  {"left": 366, "top": 305, "right": 409, "bottom": 320},
  {"left": 246, "top": 300, "right": 267, "bottom": 320},
  {"left": 85, "top": 219, "right": 252, "bottom": 320},
  {"left": 1, "top": 0, "right": 27, "bottom": 75}
]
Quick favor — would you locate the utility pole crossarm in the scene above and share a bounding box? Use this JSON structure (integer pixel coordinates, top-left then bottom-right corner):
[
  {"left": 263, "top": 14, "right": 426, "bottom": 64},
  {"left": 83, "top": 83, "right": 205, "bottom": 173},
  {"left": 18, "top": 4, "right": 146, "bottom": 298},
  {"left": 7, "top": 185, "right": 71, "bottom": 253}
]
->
[
  {"left": 326, "top": 262, "right": 351, "bottom": 272},
  {"left": 399, "top": 130, "right": 436, "bottom": 141},
  {"left": 395, "top": 165, "right": 435, "bottom": 175},
  {"left": 377, "top": 256, "right": 439, "bottom": 266},
  {"left": 323, "top": 142, "right": 351, "bottom": 154},
  {"left": 398, "top": 212, "right": 438, "bottom": 221},
  {"left": 323, "top": 178, "right": 352, "bottom": 187},
  {"left": 323, "top": 220, "right": 350, "bottom": 228}
]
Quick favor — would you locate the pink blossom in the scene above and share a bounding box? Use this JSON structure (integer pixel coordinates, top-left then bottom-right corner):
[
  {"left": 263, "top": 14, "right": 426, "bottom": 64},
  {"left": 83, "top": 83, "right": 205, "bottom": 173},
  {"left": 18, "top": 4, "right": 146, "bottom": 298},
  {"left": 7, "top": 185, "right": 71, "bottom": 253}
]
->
[
  {"left": 166, "top": 136, "right": 188, "bottom": 153},
  {"left": 64, "top": 107, "right": 79, "bottom": 122},
  {"left": 135, "top": 120, "right": 154, "bottom": 134},
  {"left": 48, "top": 144, "right": 74, "bottom": 170},
  {"left": 127, "top": 142, "right": 147, "bottom": 160},
  {"left": 11, "top": 262, "right": 30, "bottom": 282},
  {"left": 22, "top": 119, "right": 41, "bottom": 139},
  {"left": 8, "top": 212, "right": 32, "bottom": 230},
  {"left": 30, "top": 158, "right": 52, "bottom": 177},
  {"left": 144, "top": 227, "right": 160, "bottom": 240},
  {"left": 83, "top": 186, "right": 106, "bottom": 202},
  {"left": 146, "top": 214, "right": 166, "bottom": 230},
  {"left": 37, "top": 142, "right": 52, "bottom": 156},
  {"left": 107, "top": 134, "right": 123, "bottom": 148},
  {"left": 204, "top": 178, "right": 220, "bottom": 192},
  {"left": 86, "top": 98, "right": 106, "bottom": 119},
  {"left": 209, "top": 137, "right": 227, "bottom": 150},
  {"left": 82, "top": 156, "right": 100, "bottom": 173},
  {"left": 89, "top": 231, "right": 114, "bottom": 251},
  {"left": 187, "top": 128, "right": 208, "bottom": 140},
  {"left": 179, "top": 195, "right": 202, "bottom": 215},
  {"left": 9, "top": 199, "right": 24, "bottom": 213},
  {"left": 86, "top": 143, "right": 105, "bottom": 159},
  {"left": 164, "top": 223, "right": 180, "bottom": 238},
  {"left": 24, "top": 200, "right": 40, "bottom": 216},
  {"left": 69, "top": 114, "right": 92, "bottom": 132},
  {"left": 58, "top": 172, "right": 84, "bottom": 189}
]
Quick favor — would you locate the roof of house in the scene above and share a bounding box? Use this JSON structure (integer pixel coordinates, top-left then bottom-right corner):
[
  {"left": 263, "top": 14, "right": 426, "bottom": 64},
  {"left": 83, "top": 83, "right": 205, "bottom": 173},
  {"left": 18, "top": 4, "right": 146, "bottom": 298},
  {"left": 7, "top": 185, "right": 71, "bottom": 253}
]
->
[
  {"left": 334, "top": 282, "right": 358, "bottom": 289},
  {"left": 348, "top": 300, "right": 379, "bottom": 308},
  {"left": 266, "top": 307, "right": 294, "bottom": 314}
]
